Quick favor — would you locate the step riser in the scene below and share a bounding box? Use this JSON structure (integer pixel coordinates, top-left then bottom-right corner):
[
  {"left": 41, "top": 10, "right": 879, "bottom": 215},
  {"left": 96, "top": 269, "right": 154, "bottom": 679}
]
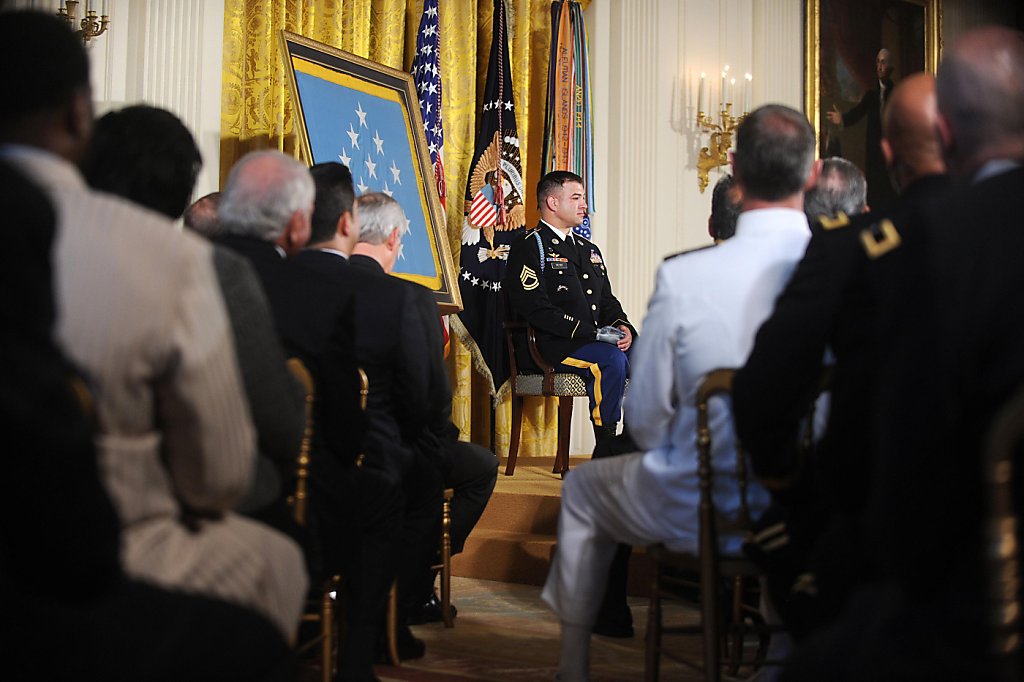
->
[
  {"left": 476, "top": 490, "right": 561, "bottom": 535},
  {"left": 454, "top": 532, "right": 654, "bottom": 597}
]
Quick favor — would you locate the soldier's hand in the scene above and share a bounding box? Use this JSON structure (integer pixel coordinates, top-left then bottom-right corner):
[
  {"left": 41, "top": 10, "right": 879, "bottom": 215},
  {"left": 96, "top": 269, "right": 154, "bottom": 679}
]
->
[{"left": 616, "top": 326, "right": 632, "bottom": 351}]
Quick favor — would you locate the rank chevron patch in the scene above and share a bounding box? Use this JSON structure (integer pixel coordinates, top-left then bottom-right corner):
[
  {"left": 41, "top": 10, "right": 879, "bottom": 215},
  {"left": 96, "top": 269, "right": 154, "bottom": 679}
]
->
[{"left": 520, "top": 265, "right": 538, "bottom": 291}]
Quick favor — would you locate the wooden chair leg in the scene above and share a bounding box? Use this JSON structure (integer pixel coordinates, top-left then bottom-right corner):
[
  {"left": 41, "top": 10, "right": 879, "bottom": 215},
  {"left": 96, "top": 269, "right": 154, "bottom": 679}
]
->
[
  {"left": 386, "top": 581, "right": 401, "bottom": 667},
  {"left": 703, "top": 574, "right": 721, "bottom": 682},
  {"left": 554, "top": 395, "right": 573, "bottom": 476},
  {"left": 727, "top": 576, "right": 744, "bottom": 676},
  {"left": 644, "top": 564, "right": 662, "bottom": 682},
  {"left": 505, "top": 394, "right": 524, "bottom": 475},
  {"left": 321, "top": 578, "right": 337, "bottom": 682},
  {"left": 440, "top": 489, "right": 454, "bottom": 628}
]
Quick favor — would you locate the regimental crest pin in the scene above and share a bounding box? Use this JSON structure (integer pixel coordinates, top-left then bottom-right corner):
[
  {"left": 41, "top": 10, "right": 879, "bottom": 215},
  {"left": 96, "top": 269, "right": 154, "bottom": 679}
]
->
[{"left": 520, "top": 265, "right": 539, "bottom": 291}]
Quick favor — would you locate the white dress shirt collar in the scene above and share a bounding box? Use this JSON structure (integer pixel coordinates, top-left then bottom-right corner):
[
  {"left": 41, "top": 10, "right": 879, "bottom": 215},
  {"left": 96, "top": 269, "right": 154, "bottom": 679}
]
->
[
  {"left": 541, "top": 219, "right": 574, "bottom": 244},
  {"left": 317, "top": 247, "right": 349, "bottom": 260}
]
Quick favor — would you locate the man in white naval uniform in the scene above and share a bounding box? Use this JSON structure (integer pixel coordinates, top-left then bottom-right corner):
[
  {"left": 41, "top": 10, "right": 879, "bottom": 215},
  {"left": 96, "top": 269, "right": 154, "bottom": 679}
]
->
[{"left": 542, "top": 104, "right": 821, "bottom": 681}]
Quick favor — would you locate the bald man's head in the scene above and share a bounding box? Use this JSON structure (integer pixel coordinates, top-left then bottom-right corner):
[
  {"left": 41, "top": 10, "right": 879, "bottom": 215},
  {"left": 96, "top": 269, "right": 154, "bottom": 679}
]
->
[
  {"left": 880, "top": 72, "right": 944, "bottom": 191},
  {"left": 936, "top": 26, "right": 1024, "bottom": 176}
]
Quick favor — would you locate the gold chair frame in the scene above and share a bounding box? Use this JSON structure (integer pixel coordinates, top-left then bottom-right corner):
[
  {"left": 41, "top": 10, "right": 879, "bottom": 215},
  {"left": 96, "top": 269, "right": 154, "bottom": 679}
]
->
[{"left": 502, "top": 318, "right": 587, "bottom": 477}]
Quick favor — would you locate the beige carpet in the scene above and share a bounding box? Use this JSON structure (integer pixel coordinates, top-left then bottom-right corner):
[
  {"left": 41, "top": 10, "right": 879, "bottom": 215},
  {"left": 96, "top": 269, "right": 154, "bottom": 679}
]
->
[{"left": 372, "top": 576, "right": 706, "bottom": 682}]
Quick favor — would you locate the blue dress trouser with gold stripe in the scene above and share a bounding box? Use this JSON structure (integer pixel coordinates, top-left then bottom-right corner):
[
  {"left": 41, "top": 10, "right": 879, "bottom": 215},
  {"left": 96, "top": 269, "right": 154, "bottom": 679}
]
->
[{"left": 557, "top": 342, "right": 630, "bottom": 427}]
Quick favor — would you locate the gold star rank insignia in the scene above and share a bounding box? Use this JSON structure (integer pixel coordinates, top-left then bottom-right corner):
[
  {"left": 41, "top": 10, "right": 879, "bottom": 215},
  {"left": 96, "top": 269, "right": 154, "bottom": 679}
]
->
[{"left": 520, "top": 265, "right": 539, "bottom": 291}]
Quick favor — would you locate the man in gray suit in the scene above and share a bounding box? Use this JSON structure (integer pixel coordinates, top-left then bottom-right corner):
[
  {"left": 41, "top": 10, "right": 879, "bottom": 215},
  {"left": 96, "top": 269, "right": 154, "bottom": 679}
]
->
[{"left": 0, "top": 11, "right": 306, "bottom": 638}]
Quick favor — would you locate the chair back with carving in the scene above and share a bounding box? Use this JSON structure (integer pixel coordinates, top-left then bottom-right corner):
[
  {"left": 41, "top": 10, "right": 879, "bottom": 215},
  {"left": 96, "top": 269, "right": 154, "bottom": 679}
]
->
[
  {"left": 985, "top": 384, "right": 1024, "bottom": 681},
  {"left": 287, "top": 357, "right": 371, "bottom": 681},
  {"left": 286, "top": 358, "right": 315, "bottom": 527},
  {"left": 647, "top": 367, "right": 819, "bottom": 682}
]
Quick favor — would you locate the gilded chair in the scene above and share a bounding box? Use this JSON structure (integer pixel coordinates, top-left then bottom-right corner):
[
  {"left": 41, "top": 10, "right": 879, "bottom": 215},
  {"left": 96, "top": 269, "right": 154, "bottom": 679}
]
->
[
  {"left": 286, "top": 357, "right": 340, "bottom": 682},
  {"left": 430, "top": 487, "right": 456, "bottom": 628},
  {"left": 287, "top": 360, "right": 402, "bottom": 675},
  {"left": 502, "top": 318, "right": 587, "bottom": 477},
  {"left": 645, "top": 369, "right": 782, "bottom": 682},
  {"left": 985, "top": 384, "right": 1024, "bottom": 682}
]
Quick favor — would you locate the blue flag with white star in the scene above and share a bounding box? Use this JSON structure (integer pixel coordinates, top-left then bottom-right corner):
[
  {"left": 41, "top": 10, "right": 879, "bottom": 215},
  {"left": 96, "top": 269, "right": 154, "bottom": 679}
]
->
[
  {"left": 290, "top": 63, "right": 443, "bottom": 289},
  {"left": 454, "top": 0, "right": 526, "bottom": 398}
]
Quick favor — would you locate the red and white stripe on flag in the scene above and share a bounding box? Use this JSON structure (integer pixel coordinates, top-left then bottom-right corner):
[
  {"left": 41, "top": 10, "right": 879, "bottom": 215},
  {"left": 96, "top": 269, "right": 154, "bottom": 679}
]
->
[{"left": 469, "top": 192, "right": 497, "bottom": 227}]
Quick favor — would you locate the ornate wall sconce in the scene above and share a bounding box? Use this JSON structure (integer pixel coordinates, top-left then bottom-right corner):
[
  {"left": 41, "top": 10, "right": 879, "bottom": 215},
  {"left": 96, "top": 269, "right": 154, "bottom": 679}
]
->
[
  {"left": 58, "top": 1, "right": 110, "bottom": 45},
  {"left": 696, "top": 67, "right": 751, "bottom": 193}
]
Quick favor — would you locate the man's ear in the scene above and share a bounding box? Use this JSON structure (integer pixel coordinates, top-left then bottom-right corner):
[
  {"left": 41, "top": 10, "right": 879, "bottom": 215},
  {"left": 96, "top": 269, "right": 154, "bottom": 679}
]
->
[
  {"left": 802, "top": 158, "right": 824, "bottom": 192},
  {"left": 283, "top": 209, "right": 311, "bottom": 253},
  {"left": 544, "top": 193, "right": 558, "bottom": 213},
  {"left": 386, "top": 226, "right": 401, "bottom": 250},
  {"left": 65, "top": 87, "right": 94, "bottom": 158},
  {"left": 336, "top": 211, "right": 354, "bottom": 239},
  {"left": 880, "top": 137, "right": 894, "bottom": 168}
]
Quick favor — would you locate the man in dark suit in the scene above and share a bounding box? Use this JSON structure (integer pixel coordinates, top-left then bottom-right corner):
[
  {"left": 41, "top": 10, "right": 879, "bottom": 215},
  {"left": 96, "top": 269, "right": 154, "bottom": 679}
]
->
[
  {"left": 802, "top": 156, "right": 867, "bottom": 222},
  {"left": 779, "top": 28, "right": 1024, "bottom": 681},
  {"left": 217, "top": 150, "right": 399, "bottom": 682},
  {"left": 827, "top": 48, "right": 897, "bottom": 211},
  {"left": 733, "top": 72, "right": 948, "bottom": 638},
  {"left": 0, "top": 154, "right": 298, "bottom": 681},
  {"left": 297, "top": 165, "right": 497, "bottom": 630},
  {"left": 504, "top": 170, "right": 637, "bottom": 446}
]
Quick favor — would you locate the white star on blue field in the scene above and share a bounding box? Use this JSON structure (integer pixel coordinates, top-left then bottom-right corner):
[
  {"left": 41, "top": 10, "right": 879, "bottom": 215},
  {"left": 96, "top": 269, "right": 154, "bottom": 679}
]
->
[{"left": 295, "top": 71, "right": 437, "bottom": 280}]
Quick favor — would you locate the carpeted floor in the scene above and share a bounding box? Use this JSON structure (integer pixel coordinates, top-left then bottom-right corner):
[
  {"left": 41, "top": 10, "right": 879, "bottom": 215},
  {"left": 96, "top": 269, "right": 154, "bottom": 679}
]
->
[{"left": 373, "top": 576, "right": 705, "bottom": 682}]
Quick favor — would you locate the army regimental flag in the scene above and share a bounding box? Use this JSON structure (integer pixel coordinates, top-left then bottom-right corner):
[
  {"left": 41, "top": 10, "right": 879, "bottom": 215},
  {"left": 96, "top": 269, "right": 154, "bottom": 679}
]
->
[
  {"left": 452, "top": 0, "right": 526, "bottom": 398},
  {"left": 542, "top": 0, "right": 595, "bottom": 242}
]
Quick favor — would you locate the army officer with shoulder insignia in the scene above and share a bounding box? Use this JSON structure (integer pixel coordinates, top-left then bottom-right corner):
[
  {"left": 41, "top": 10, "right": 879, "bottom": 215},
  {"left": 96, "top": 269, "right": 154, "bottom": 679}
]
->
[{"left": 504, "top": 170, "right": 636, "bottom": 448}]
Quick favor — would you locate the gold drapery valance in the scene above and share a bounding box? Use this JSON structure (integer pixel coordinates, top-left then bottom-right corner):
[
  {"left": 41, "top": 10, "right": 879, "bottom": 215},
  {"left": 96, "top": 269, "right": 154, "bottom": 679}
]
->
[{"left": 221, "top": 0, "right": 590, "bottom": 456}]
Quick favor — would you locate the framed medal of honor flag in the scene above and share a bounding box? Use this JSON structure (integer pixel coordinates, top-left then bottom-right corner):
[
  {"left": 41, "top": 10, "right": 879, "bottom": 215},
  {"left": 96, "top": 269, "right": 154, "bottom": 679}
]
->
[{"left": 280, "top": 31, "right": 462, "bottom": 314}]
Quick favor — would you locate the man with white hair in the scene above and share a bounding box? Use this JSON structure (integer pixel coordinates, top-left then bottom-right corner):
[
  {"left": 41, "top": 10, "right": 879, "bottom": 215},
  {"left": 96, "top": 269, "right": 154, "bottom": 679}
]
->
[
  {"left": 803, "top": 156, "right": 868, "bottom": 221},
  {"left": 218, "top": 152, "right": 403, "bottom": 682},
  {"left": 341, "top": 192, "right": 496, "bottom": 657}
]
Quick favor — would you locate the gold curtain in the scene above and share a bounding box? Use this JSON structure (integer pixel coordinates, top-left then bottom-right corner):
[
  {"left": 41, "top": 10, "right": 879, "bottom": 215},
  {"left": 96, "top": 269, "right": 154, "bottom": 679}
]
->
[{"left": 221, "top": 0, "right": 590, "bottom": 457}]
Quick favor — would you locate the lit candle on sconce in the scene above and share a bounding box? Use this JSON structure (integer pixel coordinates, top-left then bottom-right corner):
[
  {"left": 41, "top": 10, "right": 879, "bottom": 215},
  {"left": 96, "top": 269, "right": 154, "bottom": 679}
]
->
[
  {"left": 698, "top": 72, "right": 706, "bottom": 114},
  {"left": 744, "top": 73, "right": 752, "bottom": 114},
  {"left": 729, "top": 77, "right": 736, "bottom": 107},
  {"left": 721, "top": 65, "right": 730, "bottom": 111}
]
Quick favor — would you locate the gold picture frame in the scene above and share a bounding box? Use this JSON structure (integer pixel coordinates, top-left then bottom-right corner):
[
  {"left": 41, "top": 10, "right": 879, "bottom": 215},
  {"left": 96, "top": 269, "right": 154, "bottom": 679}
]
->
[
  {"left": 805, "top": 0, "right": 942, "bottom": 159},
  {"left": 279, "top": 31, "right": 462, "bottom": 314}
]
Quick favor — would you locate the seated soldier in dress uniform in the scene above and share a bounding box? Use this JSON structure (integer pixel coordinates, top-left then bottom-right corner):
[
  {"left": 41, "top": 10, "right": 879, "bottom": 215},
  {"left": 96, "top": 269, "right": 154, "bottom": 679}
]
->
[{"left": 503, "top": 170, "right": 636, "bottom": 447}]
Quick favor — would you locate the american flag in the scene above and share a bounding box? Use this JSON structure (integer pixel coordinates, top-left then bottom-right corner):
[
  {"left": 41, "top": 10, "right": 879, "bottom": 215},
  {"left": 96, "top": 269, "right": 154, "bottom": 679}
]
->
[
  {"left": 411, "top": 0, "right": 450, "bottom": 355},
  {"left": 411, "top": 0, "right": 446, "bottom": 213}
]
